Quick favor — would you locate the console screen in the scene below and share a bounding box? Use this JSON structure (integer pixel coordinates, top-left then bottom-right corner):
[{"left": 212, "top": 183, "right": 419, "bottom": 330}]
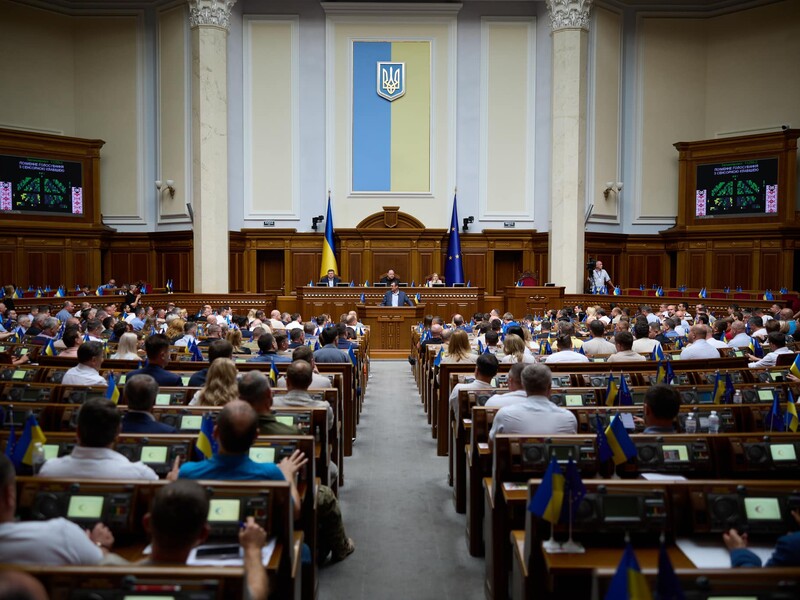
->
[
  {"left": 67, "top": 495, "right": 104, "bottom": 519},
  {"left": 744, "top": 497, "right": 781, "bottom": 521},
  {"left": 662, "top": 444, "right": 689, "bottom": 462},
  {"left": 249, "top": 447, "right": 276, "bottom": 463},
  {"left": 208, "top": 499, "right": 241, "bottom": 523}
]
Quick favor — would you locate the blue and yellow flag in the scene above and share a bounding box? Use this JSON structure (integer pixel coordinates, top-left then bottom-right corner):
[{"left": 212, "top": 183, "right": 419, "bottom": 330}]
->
[
  {"left": 320, "top": 195, "right": 338, "bottom": 279},
  {"left": 35, "top": 288, "right": 42, "bottom": 298},
  {"left": 413, "top": 292, "right": 421, "bottom": 305},
  {"left": 194, "top": 413, "right": 217, "bottom": 460},
  {"left": 748, "top": 337, "right": 764, "bottom": 358},
  {"left": 527, "top": 457, "right": 565, "bottom": 525},
  {"left": 348, "top": 346, "right": 357, "bottom": 366},
  {"left": 656, "top": 360, "right": 674, "bottom": 385},
  {"left": 791, "top": 354, "right": 800, "bottom": 380},
  {"left": 596, "top": 415, "right": 614, "bottom": 463},
  {"left": 711, "top": 371, "right": 725, "bottom": 404},
  {"left": 605, "top": 543, "right": 653, "bottom": 600},
  {"left": 53, "top": 287, "right": 64, "bottom": 298},
  {"left": 106, "top": 372, "right": 120, "bottom": 405},
  {"left": 12, "top": 287, "right": 22, "bottom": 299},
  {"left": 651, "top": 344, "right": 665, "bottom": 362},
  {"left": 433, "top": 347, "right": 444, "bottom": 367},
  {"left": 359, "top": 292, "right": 366, "bottom": 304},
  {"left": 613, "top": 286, "right": 621, "bottom": 296},
  {"left": 189, "top": 340, "right": 204, "bottom": 362},
  {"left": 605, "top": 374, "right": 619, "bottom": 407},
  {"left": 269, "top": 360, "right": 280, "bottom": 386},
  {"left": 655, "top": 286, "right": 664, "bottom": 297},
  {"left": 11, "top": 414, "right": 46, "bottom": 467},
  {"left": 786, "top": 389, "right": 798, "bottom": 432},
  {"left": 43, "top": 339, "right": 57, "bottom": 357},
  {"left": 605, "top": 414, "right": 637, "bottom": 465},
  {"left": 477, "top": 340, "right": 484, "bottom": 354},
  {"left": 444, "top": 194, "right": 465, "bottom": 285},
  {"left": 539, "top": 339, "right": 552, "bottom": 356},
  {"left": 698, "top": 287, "right": 707, "bottom": 299}
]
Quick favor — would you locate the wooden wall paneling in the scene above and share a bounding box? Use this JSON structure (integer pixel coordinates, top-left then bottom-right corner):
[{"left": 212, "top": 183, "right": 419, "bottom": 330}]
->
[
  {"left": 0, "top": 249, "right": 13, "bottom": 285},
  {"left": 372, "top": 252, "right": 410, "bottom": 282},
  {"left": 733, "top": 253, "right": 752, "bottom": 291},
  {"left": 418, "top": 251, "right": 433, "bottom": 282},
  {"left": 348, "top": 251, "right": 362, "bottom": 284},
  {"left": 256, "top": 250, "right": 285, "bottom": 292},
  {"left": 72, "top": 251, "right": 91, "bottom": 286},
  {"left": 713, "top": 254, "right": 733, "bottom": 289},
  {"left": 26, "top": 252, "right": 44, "bottom": 288},
  {"left": 45, "top": 252, "right": 62, "bottom": 287},
  {"left": 462, "top": 253, "right": 486, "bottom": 290},
  {"left": 645, "top": 255, "right": 663, "bottom": 288},
  {"left": 688, "top": 252, "right": 705, "bottom": 288},
  {"left": 760, "top": 251, "right": 781, "bottom": 290},
  {"left": 493, "top": 250, "right": 522, "bottom": 293},
  {"left": 627, "top": 255, "right": 646, "bottom": 289},
  {"left": 292, "top": 252, "right": 320, "bottom": 290}
]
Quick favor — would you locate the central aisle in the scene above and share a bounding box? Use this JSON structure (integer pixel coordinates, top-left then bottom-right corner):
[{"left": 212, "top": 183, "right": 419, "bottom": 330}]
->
[{"left": 319, "top": 360, "right": 485, "bottom": 600}]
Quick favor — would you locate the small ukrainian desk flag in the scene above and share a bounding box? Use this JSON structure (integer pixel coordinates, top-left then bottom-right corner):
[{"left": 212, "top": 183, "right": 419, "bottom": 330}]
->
[
  {"left": 604, "top": 543, "right": 652, "bottom": 600},
  {"left": 195, "top": 413, "right": 217, "bottom": 460},
  {"left": 527, "top": 457, "right": 564, "bottom": 525}
]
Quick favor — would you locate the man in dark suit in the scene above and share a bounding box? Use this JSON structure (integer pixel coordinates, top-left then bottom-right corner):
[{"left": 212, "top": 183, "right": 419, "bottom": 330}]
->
[
  {"left": 126, "top": 334, "right": 183, "bottom": 386},
  {"left": 121, "top": 374, "right": 177, "bottom": 434},
  {"left": 319, "top": 269, "right": 341, "bottom": 287},
  {"left": 380, "top": 282, "right": 414, "bottom": 307},
  {"left": 379, "top": 269, "right": 400, "bottom": 285}
]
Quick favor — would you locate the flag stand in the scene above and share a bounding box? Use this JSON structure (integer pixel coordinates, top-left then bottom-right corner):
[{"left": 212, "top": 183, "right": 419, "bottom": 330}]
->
[
  {"left": 541, "top": 522, "right": 562, "bottom": 553},
  {"left": 560, "top": 494, "right": 586, "bottom": 554}
]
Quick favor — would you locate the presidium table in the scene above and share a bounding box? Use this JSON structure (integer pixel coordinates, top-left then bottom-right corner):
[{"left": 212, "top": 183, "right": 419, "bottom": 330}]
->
[{"left": 278, "top": 285, "right": 567, "bottom": 358}]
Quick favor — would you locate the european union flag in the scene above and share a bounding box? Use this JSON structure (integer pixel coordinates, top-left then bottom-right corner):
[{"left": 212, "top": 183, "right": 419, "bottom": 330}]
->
[
  {"left": 605, "top": 374, "right": 619, "bottom": 407},
  {"left": 763, "top": 289, "right": 774, "bottom": 301},
  {"left": 527, "top": 457, "right": 565, "bottom": 525},
  {"left": 655, "top": 286, "right": 664, "bottom": 297},
  {"left": 560, "top": 457, "right": 586, "bottom": 523},
  {"left": 477, "top": 340, "right": 484, "bottom": 354},
  {"left": 786, "top": 389, "right": 798, "bottom": 432},
  {"left": 359, "top": 292, "right": 366, "bottom": 304},
  {"left": 4, "top": 418, "right": 16, "bottom": 463},
  {"left": 657, "top": 541, "right": 685, "bottom": 600},
  {"left": 596, "top": 414, "right": 613, "bottom": 463},
  {"left": 605, "top": 414, "right": 637, "bottom": 465},
  {"left": 748, "top": 337, "right": 764, "bottom": 358},
  {"left": 11, "top": 414, "right": 46, "bottom": 468},
  {"left": 194, "top": 413, "right": 217, "bottom": 460},
  {"left": 444, "top": 194, "right": 465, "bottom": 285},
  {"left": 618, "top": 376, "right": 633, "bottom": 406},
  {"left": 605, "top": 543, "right": 652, "bottom": 600},
  {"left": 724, "top": 373, "right": 735, "bottom": 404},
  {"left": 766, "top": 391, "right": 785, "bottom": 432},
  {"left": 320, "top": 194, "right": 338, "bottom": 279},
  {"left": 189, "top": 340, "right": 204, "bottom": 362},
  {"left": 413, "top": 292, "right": 421, "bottom": 305}
]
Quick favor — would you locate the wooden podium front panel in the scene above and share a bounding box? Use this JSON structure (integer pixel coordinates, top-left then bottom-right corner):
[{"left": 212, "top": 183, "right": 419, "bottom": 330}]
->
[{"left": 360, "top": 304, "right": 425, "bottom": 358}]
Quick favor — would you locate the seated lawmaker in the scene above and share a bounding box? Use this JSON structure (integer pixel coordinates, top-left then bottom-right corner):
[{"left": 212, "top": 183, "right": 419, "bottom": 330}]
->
[
  {"left": 121, "top": 374, "right": 177, "bottom": 434},
  {"left": 642, "top": 384, "right": 680, "bottom": 434},
  {"left": 39, "top": 398, "right": 158, "bottom": 480},
  {"left": 380, "top": 281, "right": 414, "bottom": 307},
  {"left": 489, "top": 364, "right": 577, "bottom": 441},
  {"left": 62, "top": 341, "right": 108, "bottom": 386},
  {"left": 319, "top": 269, "right": 341, "bottom": 287},
  {"left": 746, "top": 331, "right": 793, "bottom": 368},
  {"left": 427, "top": 272, "right": 444, "bottom": 286},
  {"left": 380, "top": 269, "right": 400, "bottom": 285},
  {"left": 725, "top": 509, "right": 800, "bottom": 568},
  {"left": 449, "top": 353, "right": 499, "bottom": 419},
  {"left": 485, "top": 363, "right": 527, "bottom": 408},
  {"left": 0, "top": 454, "right": 114, "bottom": 565},
  {"left": 542, "top": 335, "right": 589, "bottom": 364},
  {"left": 248, "top": 332, "right": 293, "bottom": 363},
  {"left": 126, "top": 334, "right": 183, "bottom": 386},
  {"left": 172, "top": 401, "right": 306, "bottom": 519},
  {"left": 313, "top": 327, "right": 350, "bottom": 363},
  {"left": 607, "top": 331, "right": 647, "bottom": 363},
  {"left": 276, "top": 345, "right": 332, "bottom": 389}
]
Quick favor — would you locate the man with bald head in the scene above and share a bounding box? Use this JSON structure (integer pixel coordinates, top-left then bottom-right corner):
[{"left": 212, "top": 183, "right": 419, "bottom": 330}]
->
[
  {"left": 419, "top": 322, "right": 444, "bottom": 355},
  {"left": 727, "top": 320, "right": 751, "bottom": 348},
  {"left": 173, "top": 400, "right": 306, "bottom": 518},
  {"left": 680, "top": 324, "right": 723, "bottom": 360}
]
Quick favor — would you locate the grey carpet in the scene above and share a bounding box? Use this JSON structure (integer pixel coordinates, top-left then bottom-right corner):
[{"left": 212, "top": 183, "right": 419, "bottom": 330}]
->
[{"left": 318, "top": 360, "right": 485, "bottom": 600}]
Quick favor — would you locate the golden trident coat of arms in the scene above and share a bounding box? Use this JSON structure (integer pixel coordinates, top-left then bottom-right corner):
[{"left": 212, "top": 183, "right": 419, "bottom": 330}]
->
[{"left": 376, "top": 62, "right": 406, "bottom": 101}]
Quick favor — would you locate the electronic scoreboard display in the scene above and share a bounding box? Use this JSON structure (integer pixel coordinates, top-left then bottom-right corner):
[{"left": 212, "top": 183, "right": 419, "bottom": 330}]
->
[{"left": 0, "top": 154, "right": 83, "bottom": 216}]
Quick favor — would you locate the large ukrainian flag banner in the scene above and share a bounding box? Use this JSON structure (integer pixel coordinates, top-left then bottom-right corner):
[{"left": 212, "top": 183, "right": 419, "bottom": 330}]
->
[{"left": 352, "top": 41, "right": 430, "bottom": 193}]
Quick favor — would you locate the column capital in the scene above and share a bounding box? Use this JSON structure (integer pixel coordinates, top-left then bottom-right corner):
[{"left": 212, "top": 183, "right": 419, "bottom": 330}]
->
[
  {"left": 545, "top": 0, "right": 593, "bottom": 32},
  {"left": 188, "top": 0, "right": 237, "bottom": 31}
]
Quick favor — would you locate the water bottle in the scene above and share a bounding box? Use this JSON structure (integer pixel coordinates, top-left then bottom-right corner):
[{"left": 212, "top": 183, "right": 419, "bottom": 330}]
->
[
  {"left": 31, "top": 442, "right": 46, "bottom": 475},
  {"left": 708, "top": 411, "right": 720, "bottom": 434},
  {"left": 684, "top": 412, "right": 697, "bottom": 434},
  {"left": 733, "top": 390, "right": 742, "bottom": 404}
]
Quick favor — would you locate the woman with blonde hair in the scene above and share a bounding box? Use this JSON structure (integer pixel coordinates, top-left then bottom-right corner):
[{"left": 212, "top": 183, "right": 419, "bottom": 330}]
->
[
  {"left": 441, "top": 330, "right": 475, "bottom": 363},
  {"left": 165, "top": 318, "right": 185, "bottom": 343},
  {"left": 190, "top": 358, "right": 239, "bottom": 406},
  {"left": 111, "top": 332, "right": 141, "bottom": 360},
  {"left": 501, "top": 334, "right": 535, "bottom": 364},
  {"left": 226, "top": 328, "right": 251, "bottom": 354}
]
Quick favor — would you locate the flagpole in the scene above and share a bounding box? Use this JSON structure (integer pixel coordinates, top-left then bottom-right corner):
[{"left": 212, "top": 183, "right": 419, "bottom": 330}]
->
[{"left": 561, "top": 493, "right": 586, "bottom": 554}]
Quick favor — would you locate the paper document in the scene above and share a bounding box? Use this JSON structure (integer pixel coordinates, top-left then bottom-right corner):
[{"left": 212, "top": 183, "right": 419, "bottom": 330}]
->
[
  {"left": 639, "top": 473, "right": 687, "bottom": 481},
  {"left": 676, "top": 537, "right": 774, "bottom": 568},
  {"left": 187, "top": 537, "right": 277, "bottom": 567}
]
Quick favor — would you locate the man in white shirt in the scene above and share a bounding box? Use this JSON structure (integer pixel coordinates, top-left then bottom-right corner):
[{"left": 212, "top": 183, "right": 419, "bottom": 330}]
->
[
  {"left": 746, "top": 332, "right": 793, "bottom": 368},
  {"left": 0, "top": 454, "right": 114, "bottom": 565},
  {"left": 39, "top": 398, "right": 159, "bottom": 481},
  {"left": 285, "top": 313, "right": 304, "bottom": 331},
  {"left": 172, "top": 322, "right": 197, "bottom": 348},
  {"left": 489, "top": 363, "right": 577, "bottom": 441},
  {"left": 581, "top": 320, "right": 617, "bottom": 356},
  {"left": 269, "top": 309, "right": 286, "bottom": 330},
  {"left": 680, "top": 325, "right": 723, "bottom": 360},
  {"left": 61, "top": 342, "right": 108, "bottom": 387},
  {"left": 748, "top": 317, "right": 768, "bottom": 341},
  {"left": 590, "top": 260, "right": 612, "bottom": 292},
  {"left": 449, "top": 353, "right": 499, "bottom": 420},
  {"left": 727, "top": 321, "right": 751, "bottom": 348},
  {"left": 485, "top": 364, "right": 527, "bottom": 408},
  {"left": 631, "top": 322, "right": 662, "bottom": 355},
  {"left": 542, "top": 335, "right": 589, "bottom": 364},
  {"left": 607, "top": 331, "right": 647, "bottom": 363},
  {"left": 706, "top": 324, "right": 729, "bottom": 349}
]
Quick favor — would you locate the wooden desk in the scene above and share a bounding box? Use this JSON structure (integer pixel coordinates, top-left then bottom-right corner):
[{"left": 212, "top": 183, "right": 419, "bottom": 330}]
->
[{"left": 503, "top": 285, "right": 565, "bottom": 317}]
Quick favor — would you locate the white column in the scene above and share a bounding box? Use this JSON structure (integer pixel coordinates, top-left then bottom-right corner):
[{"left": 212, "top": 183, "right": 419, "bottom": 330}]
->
[
  {"left": 189, "top": 0, "right": 235, "bottom": 293},
  {"left": 546, "top": 0, "right": 593, "bottom": 294}
]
